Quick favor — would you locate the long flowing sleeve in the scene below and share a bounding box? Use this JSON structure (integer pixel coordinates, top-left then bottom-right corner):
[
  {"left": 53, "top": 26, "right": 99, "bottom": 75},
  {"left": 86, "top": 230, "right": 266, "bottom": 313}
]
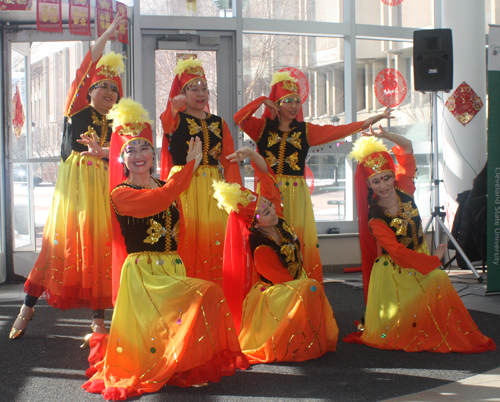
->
[
  {"left": 307, "top": 121, "right": 364, "bottom": 146},
  {"left": 220, "top": 119, "right": 242, "bottom": 185},
  {"left": 369, "top": 219, "right": 442, "bottom": 275},
  {"left": 393, "top": 146, "right": 417, "bottom": 195},
  {"left": 233, "top": 96, "right": 268, "bottom": 142},
  {"left": 253, "top": 245, "right": 295, "bottom": 284},
  {"left": 111, "top": 160, "right": 195, "bottom": 217},
  {"left": 253, "top": 162, "right": 283, "bottom": 217},
  {"left": 64, "top": 48, "right": 98, "bottom": 116}
]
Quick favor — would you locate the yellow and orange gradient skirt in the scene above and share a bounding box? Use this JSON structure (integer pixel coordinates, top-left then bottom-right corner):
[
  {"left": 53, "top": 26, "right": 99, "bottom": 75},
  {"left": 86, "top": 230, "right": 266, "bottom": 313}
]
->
[
  {"left": 82, "top": 251, "right": 248, "bottom": 400},
  {"left": 24, "top": 151, "right": 113, "bottom": 310},
  {"left": 345, "top": 243, "right": 496, "bottom": 353}
]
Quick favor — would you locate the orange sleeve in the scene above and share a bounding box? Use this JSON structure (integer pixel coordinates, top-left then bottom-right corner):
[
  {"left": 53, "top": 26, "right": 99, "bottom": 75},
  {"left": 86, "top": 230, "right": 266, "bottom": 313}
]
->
[
  {"left": 111, "top": 160, "right": 195, "bottom": 217},
  {"left": 393, "top": 146, "right": 417, "bottom": 195},
  {"left": 220, "top": 119, "right": 242, "bottom": 185},
  {"left": 160, "top": 103, "right": 181, "bottom": 135},
  {"left": 307, "top": 121, "right": 364, "bottom": 146},
  {"left": 233, "top": 96, "right": 268, "bottom": 142},
  {"left": 64, "top": 48, "right": 98, "bottom": 116},
  {"left": 254, "top": 162, "right": 283, "bottom": 217},
  {"left": 369, "top": 219, "right": 442, "bottom": 275},
  {"left": 253, "top": 245, "right": 295, "bottom": 284}
]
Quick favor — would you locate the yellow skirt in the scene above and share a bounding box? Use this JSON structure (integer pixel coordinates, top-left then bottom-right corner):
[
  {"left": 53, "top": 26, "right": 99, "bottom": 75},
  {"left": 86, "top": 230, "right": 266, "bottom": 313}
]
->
[
  {"left": 239, "top": 275, "right": 338, "bottom": 364},
  {"left": 169, "top": 165, "right": 227, "bottom": 285},
  {"left": 276, "top": 175, "right": 323, "bottom": 283},
  {"left": 83, "top": 251, "right": 248, "bottom": 400},
  {"left": 24, "top": 152, "right": 112, "bottom": 310},
  {"left": 361, "top": 242, "right": 496, "bottom": 353}
]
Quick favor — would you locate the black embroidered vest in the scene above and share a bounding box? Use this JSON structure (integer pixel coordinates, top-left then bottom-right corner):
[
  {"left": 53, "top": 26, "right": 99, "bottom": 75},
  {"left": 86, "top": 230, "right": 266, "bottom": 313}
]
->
[
  {"left": 61, "top": 106, "right": 112, "bottom": 162},
  {"left": 249, "top": 218, "right": 303, "bottom": 284},
  {"left": 114, "top": 180, "right": 181, "bottom": 254},
  {"left": 370, "top": 188, "right": 424, "bottom": 253},
  {"left": 167, "top": 111, "right": 224, "bottom": 166},
  {"left": 256, "top": 121, "right": 310, "bottom": 176}
]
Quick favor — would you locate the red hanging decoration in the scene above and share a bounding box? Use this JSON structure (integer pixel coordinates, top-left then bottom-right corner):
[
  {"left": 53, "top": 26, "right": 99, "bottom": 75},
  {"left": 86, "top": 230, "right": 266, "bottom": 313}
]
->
[
  {"left": 96, "top": 0, "right": 113, "bottom": 38},
  {"left": 0, "top": 0, "right": 33, "bottom": 11},
  {"left": 374, "top": 68, "right": 407, "bottom": 108},
  {"left": 69, "top": 0, "right": 91, "bottom": 36},
  {"left": 445, "top": 82, "right": 484, "bottom": 127},
  {"left": 12, "top": 85, "right": 25, "bottom": 139},
  {"left": 36, "top": 0, "right": 62, "bottom": 33},
  {"left": 116, "top": 1, "right": 129, "bottom": 44}
]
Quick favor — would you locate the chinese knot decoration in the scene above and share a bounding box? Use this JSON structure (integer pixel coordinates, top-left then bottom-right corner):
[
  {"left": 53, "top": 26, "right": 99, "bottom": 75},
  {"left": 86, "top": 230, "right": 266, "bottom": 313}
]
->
[{"left": 445, "top": 82, "right": 483, "bottom": 127}]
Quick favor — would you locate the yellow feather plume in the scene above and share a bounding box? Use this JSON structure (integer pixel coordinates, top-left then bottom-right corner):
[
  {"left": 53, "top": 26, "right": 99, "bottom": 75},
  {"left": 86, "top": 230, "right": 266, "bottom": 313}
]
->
[
  {"left": 270, "top": 71, "right": 297, "bottom": 87},
  {"left": 107, "top": 98, "right": 153, "bottom": 129},
  {"left": 97, "top": 52, "right": 125, "bottom": 75},
  {"left": 212, "top": 180, "right": 248, "bottom": 214},
  {"left": 174, "top": 57, "right": 204, "bottom": 78},
  {"left": 348, "top": 136, "right": 389, "bottom": 163}
]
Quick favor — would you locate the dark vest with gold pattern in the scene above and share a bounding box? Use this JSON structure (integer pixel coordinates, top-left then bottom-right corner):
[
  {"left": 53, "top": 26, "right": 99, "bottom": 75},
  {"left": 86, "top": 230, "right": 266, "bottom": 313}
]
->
[
  {"left": 256, "top": 120, "right": 309, "bottom": 176},
  {"left": 61, "top": 106, "right": 112, "bottom": 162},
  {"left": 168, "top": 111, "right": 224, "bottom": 166},
  {"left": 114, "top": 180, "right": 181, "bottom": 254},
  {"left": 369, "top": 188, "right": 424, "bottom": 253},
  {"left": 249, "top": 218, "right": 303, "bottom": 284}
]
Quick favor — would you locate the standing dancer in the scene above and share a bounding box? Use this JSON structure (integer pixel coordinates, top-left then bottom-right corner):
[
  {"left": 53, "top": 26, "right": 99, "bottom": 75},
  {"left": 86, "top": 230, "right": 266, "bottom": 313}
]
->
[
  {"left": 160, "top": 57, "right": 241, "bottom": 285},
  {"left": 234, "top": 70, "right": 392, "bottom": 283},
  {"left": 9, "top": 15, "right": 126, "bottom": 339}
]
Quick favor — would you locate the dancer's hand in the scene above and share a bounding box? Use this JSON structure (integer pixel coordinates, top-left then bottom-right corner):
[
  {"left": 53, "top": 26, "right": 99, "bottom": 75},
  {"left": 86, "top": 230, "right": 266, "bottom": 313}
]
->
[
  {"left": 433, "top": 243, "right": 447, "bottom": 261},
  {"left": 186, "top": 137, "right": 203, "bottom": 170},
  {"left": 77, "top": 131, "right": 109, "bottom": 158},
  {"left": 263, "top": 98, "right": 280, "bottom": 119},
  {"left": 361, "top": 106, "right": 394, "bottom": 129},
  {"left": 361, "top": 124, "right": 389, "bottom": 138},
  {"left": 226, "top": 146, "right": 255, "bottom": 163},
  {"left": 170, "top": 95, "right": 187, "bottom": 117}
]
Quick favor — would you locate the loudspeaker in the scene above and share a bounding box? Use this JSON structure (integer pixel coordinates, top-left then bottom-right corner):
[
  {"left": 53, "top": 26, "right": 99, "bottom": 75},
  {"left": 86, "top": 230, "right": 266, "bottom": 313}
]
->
[{"left": 413, "top": 29, "right": 453, "bottom": 92}]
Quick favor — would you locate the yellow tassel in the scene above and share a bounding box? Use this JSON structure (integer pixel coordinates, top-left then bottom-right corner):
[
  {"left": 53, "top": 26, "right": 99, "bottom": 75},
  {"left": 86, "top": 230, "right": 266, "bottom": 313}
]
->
[
  {"left": 212, "top": 180, "right": 249, "bottom": 214},
  {"left": 97, "top": 52, "right": 125, "bottom": 76},
  {"left": 174, "top": 57, "right": 203, "bottom": 78},
  {"left": 107, "top": 98, "right": 153, "bottom": 129},
  {"left": 270, "top": 71, "right": 297, "bottom": 87},
  {"left": 348, "top": 136, "right": 389, "bottom": 163}
]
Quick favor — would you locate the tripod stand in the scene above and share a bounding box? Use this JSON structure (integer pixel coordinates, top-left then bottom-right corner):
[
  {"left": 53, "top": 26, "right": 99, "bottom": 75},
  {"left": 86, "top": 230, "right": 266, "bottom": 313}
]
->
[{"left": 422, "top": 91, "right": 483, "bottom": 283}]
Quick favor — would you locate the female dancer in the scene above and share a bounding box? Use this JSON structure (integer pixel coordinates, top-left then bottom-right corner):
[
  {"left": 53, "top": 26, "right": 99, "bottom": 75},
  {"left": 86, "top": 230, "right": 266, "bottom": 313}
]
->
[
  {"left": 234, "top": 70, "right": 392, "bottom": 283},
  {"left": 213, "top": 146, "right": 338, "bottom": 363},
  {"left": 160, "top": 57, "right": 241, "bottom": 285},
  {"left": 82, "top": 99, "right": 248, "bottom": 400},
  {"left": 9, "top": 14, "right": 126, "bottom": 339},
  {"left": 345, "top": 125, "right": 496, "bottom": 353}
]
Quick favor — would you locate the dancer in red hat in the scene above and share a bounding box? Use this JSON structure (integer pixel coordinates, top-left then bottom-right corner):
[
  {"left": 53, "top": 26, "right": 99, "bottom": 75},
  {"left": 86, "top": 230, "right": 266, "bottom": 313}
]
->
[
  {"left": 82, "top": 98, "right": 248, "bottom": 400},
  {"left": 213, "top": 146, "right": 338, "bottom": 363},
  {"left": 344, "top": 125, "right": 495, "bottom": 353},
  {"left": 234, "top": 70, "right": 392, "bottom": 284},
  {"left": 160, "top": 57, "right": 241, "bottom": 285},
  {"left": 9, "top": 14, "right": 126, "bottom": 340}
]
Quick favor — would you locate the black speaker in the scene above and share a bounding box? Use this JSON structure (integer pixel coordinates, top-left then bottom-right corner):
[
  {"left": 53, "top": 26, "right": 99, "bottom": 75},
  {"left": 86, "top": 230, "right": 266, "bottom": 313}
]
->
[{"left": 413, "top": 29, "right": 453, "bottom": 92}]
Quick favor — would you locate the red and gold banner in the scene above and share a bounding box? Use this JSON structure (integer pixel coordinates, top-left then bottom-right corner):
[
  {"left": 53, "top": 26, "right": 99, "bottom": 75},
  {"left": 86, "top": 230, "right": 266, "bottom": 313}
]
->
[
  {"left": 37, "top": 0, "right": 62, "bottom": 33},
  {"left": 116, "top": 1, "right": 129, "bottom": 44},
  {"left": 69, "top": 0, "right": 91, "bottom": 36},
  {"left": 12, "top": 85, "right": 25, "bottom": 139},
  {"left": 0, "top": 0, "right": 33, "bottom": 11},
  {"left": 96, "top": 0, "right": 113, "bottom": 38}
]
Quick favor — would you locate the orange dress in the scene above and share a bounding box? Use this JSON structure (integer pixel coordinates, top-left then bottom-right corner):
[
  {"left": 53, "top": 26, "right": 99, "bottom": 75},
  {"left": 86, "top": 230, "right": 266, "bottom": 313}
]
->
[
  {"left": 24, "top": 49, "right": 113, "bottom": 310},
  {"left": 83, "top": 164, "right": 248, "bottom": 400},
  {"left": 160, "top": 105, "right": 241, "bottom": 285},
  {"left": 234, "top": 96, "right": 364, "bottom": 283},
  {"left": 348, "top": 149, "right": 496, "bottom": 353},
  {"left": 237, "top": 166, "right": 339, "bottom": 363}
]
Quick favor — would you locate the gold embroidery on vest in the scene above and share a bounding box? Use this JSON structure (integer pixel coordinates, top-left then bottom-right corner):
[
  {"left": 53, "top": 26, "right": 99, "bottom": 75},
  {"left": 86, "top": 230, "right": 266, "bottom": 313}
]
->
[
  {"left": 144, "top": 219, "right": 167, "bottom": 245},
  {"left": 208, "top": 142, "right": 222, "bottom": 159},
  {"left": 390, "top": 218, "right": 408, "bottom": 236},
  {"left": 268, "top": 132, "right": 281, "bottom": 147},
  {"left": 186, "top": 118, "right": 202, "bottom": 136},
  {"left": 285, "top": 151, "right": 300, "bottom": 171},
  {"left": 286, "top": 132, "right": 302, "bottom": 149},
  {"left": 265, "top": 150, "right": 279, "bottom": 167},
  {"left": 208, "top": 122, "right": 221, "bottom": 138}
]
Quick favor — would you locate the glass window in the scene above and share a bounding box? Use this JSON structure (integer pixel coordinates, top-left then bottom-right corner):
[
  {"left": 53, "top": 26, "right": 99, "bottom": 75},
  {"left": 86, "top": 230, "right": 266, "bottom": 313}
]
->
[
  {"left": 242, "top": 33, "right": 352, "bottom": 221},
  {"left": 141, "top": 0, "right": 233, "bottom": 17},
  {"left": 355, "top": 0, "right": 433, "bottom": 28},
  {"left": 243, "top": 0, "right": 342, "bottom": 22},
  {"left": 356, "top": 38, "right": 432, "bottom": 218}
]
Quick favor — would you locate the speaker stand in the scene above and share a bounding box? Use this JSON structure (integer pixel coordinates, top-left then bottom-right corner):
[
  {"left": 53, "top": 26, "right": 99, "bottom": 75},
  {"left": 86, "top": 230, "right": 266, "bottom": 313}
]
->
[{"left": 422, "top": 91, "right": 483, "bottom": 283}]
